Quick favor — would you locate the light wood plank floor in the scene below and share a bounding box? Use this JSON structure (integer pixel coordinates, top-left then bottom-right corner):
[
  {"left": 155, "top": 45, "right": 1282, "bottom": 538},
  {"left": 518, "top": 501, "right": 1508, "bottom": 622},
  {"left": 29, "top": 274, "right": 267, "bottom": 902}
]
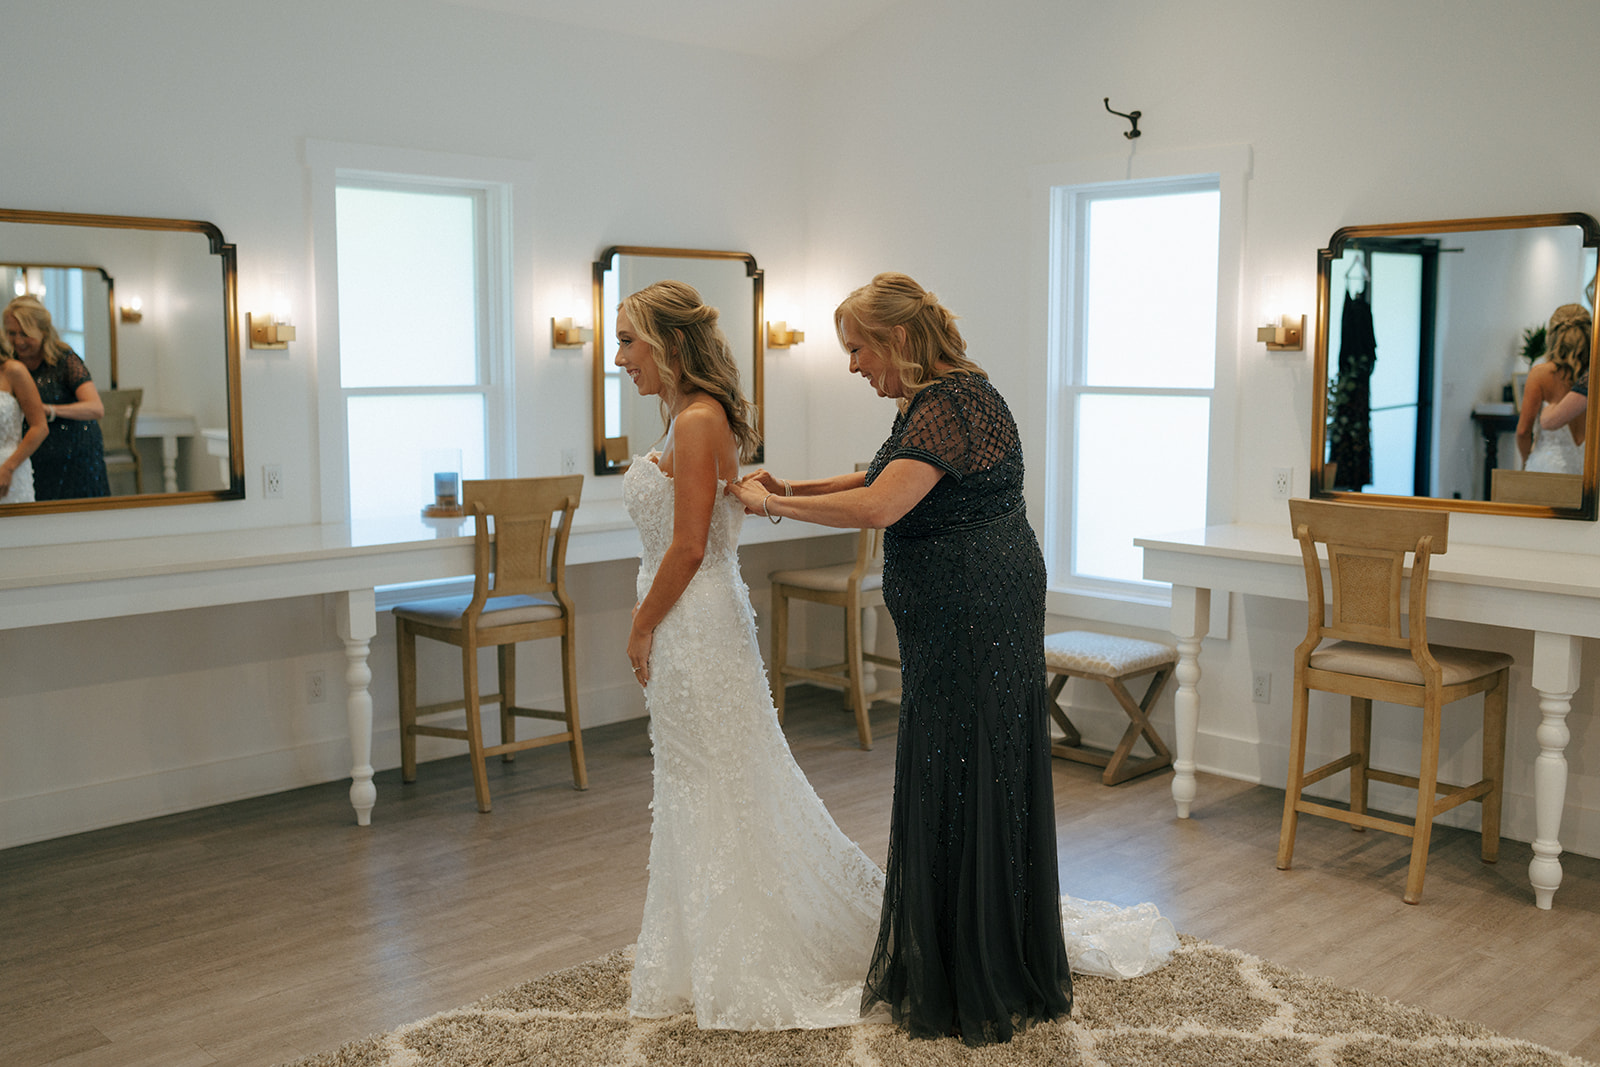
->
[{"left": 4, "top": 686, "right": 1598, "bottom": 1066}]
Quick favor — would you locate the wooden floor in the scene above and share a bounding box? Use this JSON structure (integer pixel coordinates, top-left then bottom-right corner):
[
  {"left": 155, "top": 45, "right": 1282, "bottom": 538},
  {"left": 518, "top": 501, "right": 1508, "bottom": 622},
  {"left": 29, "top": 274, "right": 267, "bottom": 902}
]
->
[{"left": 4, "top": 686, "right": 1598, "bottom": 1066}]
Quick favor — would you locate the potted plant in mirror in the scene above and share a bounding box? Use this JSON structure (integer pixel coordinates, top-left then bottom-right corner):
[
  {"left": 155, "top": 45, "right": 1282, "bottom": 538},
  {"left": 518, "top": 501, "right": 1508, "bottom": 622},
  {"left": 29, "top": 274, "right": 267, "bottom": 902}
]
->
[{"left": 1512, "top": 323, "right": 1545, "bottom": 407}]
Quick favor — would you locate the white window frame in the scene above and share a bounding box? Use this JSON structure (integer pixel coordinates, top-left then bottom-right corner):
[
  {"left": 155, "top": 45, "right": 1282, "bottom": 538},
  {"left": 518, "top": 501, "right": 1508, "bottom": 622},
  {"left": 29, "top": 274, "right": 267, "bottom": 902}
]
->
[
  {"left": 1029, "top": 145, "right": 1248, "bottom": 635},
  {"left": 307, "top": 140, "right": 525, "bottom": 524}
]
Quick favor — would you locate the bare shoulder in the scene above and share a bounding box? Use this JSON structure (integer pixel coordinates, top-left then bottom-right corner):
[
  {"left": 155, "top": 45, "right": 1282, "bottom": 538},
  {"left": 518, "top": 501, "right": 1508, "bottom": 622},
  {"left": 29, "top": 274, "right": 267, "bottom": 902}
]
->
[
  {"left": 1, "top": 360, "right": 27, "bottom": 390},
  {"left": 676, "top": 394, "right": 731, "bottom": 430}
]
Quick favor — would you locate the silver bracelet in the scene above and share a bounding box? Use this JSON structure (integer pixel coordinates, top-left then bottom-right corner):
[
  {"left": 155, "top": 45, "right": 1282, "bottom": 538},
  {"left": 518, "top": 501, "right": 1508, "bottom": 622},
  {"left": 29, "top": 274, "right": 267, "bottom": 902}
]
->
[
  {"left": 762, "top": 493, "right": 782, "bottom": 524},
  {"left": 782, "top": 478, "right": 792, "bottom": 497}
]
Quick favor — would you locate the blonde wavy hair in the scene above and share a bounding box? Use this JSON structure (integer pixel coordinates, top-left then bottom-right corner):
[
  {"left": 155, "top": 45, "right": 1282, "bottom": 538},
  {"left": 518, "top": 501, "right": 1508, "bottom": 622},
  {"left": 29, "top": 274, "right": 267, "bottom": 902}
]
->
[
  {"left": 1545, "top": 303, "right": 1592, "bottom": 384},
  {"left": 3, "top": 295, "right": 71, "bottom": 367},
  {"left": 833, "top": 272, "right": 986, "bottom": 411},
  {"left": 620, "top": 280, "right": 761, "bottom": 461}
]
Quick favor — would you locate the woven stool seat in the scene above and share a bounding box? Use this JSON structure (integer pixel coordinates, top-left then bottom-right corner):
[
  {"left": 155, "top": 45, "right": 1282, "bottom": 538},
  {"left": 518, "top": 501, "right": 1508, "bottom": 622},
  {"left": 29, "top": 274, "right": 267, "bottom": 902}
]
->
[{"left": 1043, "top": 630, "right": 1176, "bottom": 785}]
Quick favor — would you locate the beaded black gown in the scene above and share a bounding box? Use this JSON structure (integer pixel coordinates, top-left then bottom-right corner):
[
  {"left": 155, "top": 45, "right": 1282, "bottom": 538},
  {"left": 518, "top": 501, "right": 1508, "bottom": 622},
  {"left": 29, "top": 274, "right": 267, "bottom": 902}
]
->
[
  {"left": 28, "top": 349, "right": 109, "bottom": 500},
  {"left": 860, "top": 373, "right": 1073, "bottom": 1044}
]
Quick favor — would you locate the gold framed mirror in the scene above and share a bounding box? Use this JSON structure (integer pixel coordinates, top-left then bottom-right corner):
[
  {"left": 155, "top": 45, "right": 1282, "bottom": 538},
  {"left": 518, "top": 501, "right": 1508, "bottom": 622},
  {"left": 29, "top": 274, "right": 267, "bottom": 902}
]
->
[
  {"left": 1309, "top": 213, "right": 1599, "bottom": 520},
  {"left": 591, "top": 246, "right": 764, "bottom": 475},
  {"left": 0, "top": 208, "right": 244, "bottom": 514}
]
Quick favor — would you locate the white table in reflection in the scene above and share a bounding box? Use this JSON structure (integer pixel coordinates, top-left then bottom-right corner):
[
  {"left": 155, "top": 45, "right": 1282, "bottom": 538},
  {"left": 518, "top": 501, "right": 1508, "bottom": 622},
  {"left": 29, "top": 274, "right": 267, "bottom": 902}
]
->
[
  {"left": 1137, "top": 523, "right": 1600, "bottom": 910},
  {"left": 133, "top": 411, "right": 197, "bottom": 492}
]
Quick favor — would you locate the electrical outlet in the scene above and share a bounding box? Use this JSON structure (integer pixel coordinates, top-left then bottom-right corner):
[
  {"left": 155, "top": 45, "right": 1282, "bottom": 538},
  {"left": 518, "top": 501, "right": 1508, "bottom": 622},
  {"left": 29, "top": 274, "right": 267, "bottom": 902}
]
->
[
  {"left": 1272, "top": 467, "right": 1292, "bottom": 500},
  {"left": 1251, "top": 669, "right": 1272, "bottom": 704},
  {"left": 305, "top": 669, "right": 326, "bottom": 704},
  {"left": 263, "top": 464, "right": 283, "bottom": 498},
  {"left": 560, "top": 448, "right": 578, "bottom": 475}
]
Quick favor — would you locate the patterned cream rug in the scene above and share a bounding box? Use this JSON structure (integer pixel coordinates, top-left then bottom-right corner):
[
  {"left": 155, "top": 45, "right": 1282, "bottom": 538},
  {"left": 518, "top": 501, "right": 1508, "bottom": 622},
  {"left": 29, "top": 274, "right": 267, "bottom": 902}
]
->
[{"left": 281, "top": 936, "right": 1593, "bottom": 1067}]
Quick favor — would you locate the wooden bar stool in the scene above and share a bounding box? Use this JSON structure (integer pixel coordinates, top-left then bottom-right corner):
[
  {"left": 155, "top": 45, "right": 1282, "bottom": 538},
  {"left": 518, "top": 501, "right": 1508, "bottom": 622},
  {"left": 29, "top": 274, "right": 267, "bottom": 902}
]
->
[{"left": 1043, "top": 630, "right": 1176, "bottom": 785}]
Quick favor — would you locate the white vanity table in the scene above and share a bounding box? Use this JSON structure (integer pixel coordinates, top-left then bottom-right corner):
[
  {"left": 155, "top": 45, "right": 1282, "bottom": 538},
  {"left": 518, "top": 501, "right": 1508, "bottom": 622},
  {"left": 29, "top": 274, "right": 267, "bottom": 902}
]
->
[
  {"left": 1137, "top": 523, "right": 1599, "bottom": 909},
  {"left": 0, "top": 502, "right": 842, "bottom": 831},
  {"left": 133, "top": 410, "right": 198, "bottom": 492}
]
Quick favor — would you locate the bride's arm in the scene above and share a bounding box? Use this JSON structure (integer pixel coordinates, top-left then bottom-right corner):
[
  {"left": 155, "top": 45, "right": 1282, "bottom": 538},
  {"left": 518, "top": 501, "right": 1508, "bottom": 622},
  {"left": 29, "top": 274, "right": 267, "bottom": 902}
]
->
[{"left": 627, "top": 404, "right": 725, "bottom": 684}]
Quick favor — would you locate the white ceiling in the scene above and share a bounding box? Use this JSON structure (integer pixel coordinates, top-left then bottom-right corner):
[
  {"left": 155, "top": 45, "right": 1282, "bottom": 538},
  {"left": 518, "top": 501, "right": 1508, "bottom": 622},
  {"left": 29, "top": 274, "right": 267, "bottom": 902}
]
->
[{"left": 431, "top": 0, "right": 901, "bottom": 60}]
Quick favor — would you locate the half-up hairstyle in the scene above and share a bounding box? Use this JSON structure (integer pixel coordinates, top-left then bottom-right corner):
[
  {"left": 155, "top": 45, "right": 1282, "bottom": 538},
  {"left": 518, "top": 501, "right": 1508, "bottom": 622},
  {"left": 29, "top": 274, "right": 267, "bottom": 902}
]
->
[
  {"left": 620, "top": 280, "right": 761, "bottom": 461},
  {"left": 1545, "top": 303, "right": 1592, "bottom": 384},
  {"left": 833, "top": 272, "right": 985, "bottom": 410}
]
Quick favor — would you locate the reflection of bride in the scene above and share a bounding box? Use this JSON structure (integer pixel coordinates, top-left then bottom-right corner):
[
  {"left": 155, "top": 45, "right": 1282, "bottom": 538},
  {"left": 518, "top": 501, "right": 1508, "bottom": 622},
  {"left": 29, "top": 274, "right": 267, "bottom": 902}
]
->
[
  {"left": 618, "top": 280, "right": 1175, "bottom": 1038},
  {"left": 1519, "top": 304, "right": 1589, "bottom": 474},
  {"left": 0, "top": 352, "right": 49, "bottom": 503}
]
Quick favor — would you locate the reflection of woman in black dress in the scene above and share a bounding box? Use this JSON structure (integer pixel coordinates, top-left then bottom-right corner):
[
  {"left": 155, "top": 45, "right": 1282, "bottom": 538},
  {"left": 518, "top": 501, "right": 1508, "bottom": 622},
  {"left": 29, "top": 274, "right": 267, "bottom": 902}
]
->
[
  {"left": 3, "top": 296, "right": 110, "bottom": 499},
  {"left": 728, "top": 272, "right": 1071, "bottom": 1045}
]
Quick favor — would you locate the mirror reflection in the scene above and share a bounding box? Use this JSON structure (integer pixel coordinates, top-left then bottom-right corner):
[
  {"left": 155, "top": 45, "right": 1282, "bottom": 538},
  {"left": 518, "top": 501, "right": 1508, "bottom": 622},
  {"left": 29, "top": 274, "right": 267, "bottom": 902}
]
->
[
  {"left": 0, "top": 210, "right": 243, "bottom": 513},
  {"left": 591, "top": 246, "right": 763, "bottom": 474},
  {"left": 1311, "top": 213, "right": 1599, "bottom": 519}
]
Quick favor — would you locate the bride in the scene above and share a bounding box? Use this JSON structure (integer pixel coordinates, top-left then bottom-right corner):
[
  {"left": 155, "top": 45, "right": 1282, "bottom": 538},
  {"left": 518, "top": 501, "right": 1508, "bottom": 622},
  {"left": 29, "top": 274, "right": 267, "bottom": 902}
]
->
[
  {"left": 617, "top": 280, "right": 1174, "bottom": 1037},
  {"left": 0, "top": 341, "right": 48, "bottom": 503}
]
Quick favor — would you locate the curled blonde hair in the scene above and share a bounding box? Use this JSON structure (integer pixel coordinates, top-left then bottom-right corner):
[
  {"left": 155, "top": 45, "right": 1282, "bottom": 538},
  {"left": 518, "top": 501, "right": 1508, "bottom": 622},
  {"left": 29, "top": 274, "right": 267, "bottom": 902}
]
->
[
  {"left": 833, "top": 272, "right": 985, "bottom": 410},
  {"left": 1545, "top": 303, "right": 1592, "bottom": 384},
  {"left": 4, "top": 295, "right": 69, "bottom": 366},
  {"left": 620, "top": 280, "right": 761, "bottom": 461}
]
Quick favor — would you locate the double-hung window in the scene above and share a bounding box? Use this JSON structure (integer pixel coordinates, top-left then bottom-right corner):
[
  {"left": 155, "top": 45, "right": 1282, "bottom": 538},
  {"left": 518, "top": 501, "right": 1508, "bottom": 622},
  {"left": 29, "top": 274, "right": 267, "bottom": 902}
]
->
[
  {"left": 334, "top": 181, "right": 500, "bottom": 521},
  {"left": 1045, "top": 164, "right": 1237, "bottom": 622}
]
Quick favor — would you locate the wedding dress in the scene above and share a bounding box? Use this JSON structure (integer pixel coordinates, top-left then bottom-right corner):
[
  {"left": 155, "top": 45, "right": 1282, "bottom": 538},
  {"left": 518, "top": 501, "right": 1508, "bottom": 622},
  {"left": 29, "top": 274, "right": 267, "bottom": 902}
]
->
[
  {"left": 0, "top": 390, "right": 36, "bottom": 503},
  {"left": 1526, "top": 404, "right": 1582, "bottom": 474},
  {"left": 623, "top": 450, "right": 1178, "bottom": 1032}
]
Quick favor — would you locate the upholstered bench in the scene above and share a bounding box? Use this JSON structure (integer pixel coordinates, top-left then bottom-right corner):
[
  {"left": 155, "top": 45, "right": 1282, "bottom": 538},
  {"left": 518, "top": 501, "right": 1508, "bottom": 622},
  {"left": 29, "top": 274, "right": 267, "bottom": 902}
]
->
[{"left": 1043, "top": 630, "right": 1177, "bottom": 785}]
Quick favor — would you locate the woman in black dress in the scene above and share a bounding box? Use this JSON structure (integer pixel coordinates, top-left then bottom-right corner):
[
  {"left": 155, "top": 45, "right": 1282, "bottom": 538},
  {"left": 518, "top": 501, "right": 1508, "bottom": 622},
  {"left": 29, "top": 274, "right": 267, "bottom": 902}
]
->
[
  {"left": 3, "top": 295, "right": 110, "bottom": 499},
  {"left": 728, "top": 272, "right": 1071, "bottom": 1044}
]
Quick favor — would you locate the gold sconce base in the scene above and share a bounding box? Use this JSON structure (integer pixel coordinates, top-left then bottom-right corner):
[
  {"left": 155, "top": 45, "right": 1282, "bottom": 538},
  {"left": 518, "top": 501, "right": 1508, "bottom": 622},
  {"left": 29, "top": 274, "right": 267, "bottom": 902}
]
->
[
  {"left": 552, "top": 317, "right": 593, "bottom": 349},
  {"left": 767, "top": 321, "right": 804, "bottom": 348},
  {"left": 249, "top": 313, "right": 296, "bottom": 350},
  {"left": 1257, "top": 314, "right": 1305, "bottom": 351}
]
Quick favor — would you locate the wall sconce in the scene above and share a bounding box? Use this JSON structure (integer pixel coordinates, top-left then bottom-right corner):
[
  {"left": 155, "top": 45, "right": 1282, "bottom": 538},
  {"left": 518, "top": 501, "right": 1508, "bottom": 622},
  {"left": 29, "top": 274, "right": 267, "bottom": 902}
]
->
[
  {"left": 551, "top": 317, "right": 593, "bottom": 349},
  {"left": 767, "top": 320, "right": 804, "bottom": 348},
  {"left": 248, "top": 312, "right": 296, "bottom": 350},
  {"left": 249, "top": 273, "right": 296, "bottom": 350},
  {"left": 119, "top": 296, "right": 143, "bottom": 324},
  {"left": 1257, "top": 314, "right": 1305, "bottom": 351}
]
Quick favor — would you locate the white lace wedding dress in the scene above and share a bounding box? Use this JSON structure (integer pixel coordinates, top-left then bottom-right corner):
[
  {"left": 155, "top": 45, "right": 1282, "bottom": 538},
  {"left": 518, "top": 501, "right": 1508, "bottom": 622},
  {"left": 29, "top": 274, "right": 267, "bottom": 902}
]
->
[
  {"left": 623, "top": 450, "right": 1178, "bottom": 1031},
  {"left": 625, "top": 453, "right": 886, "bottom": 1029},
  {"left": 0, "top": 390, "right": 36, "bottom": 503},
  {"left": 1526, "top": 404, "right": 1582, "bottom": 473}
]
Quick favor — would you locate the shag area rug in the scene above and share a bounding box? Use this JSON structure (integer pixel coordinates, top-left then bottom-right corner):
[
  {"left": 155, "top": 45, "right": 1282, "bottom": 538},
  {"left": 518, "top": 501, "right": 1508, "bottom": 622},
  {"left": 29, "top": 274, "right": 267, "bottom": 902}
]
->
[{"left": 281, "top": 936, "right": 1593, "bottom": 1067}]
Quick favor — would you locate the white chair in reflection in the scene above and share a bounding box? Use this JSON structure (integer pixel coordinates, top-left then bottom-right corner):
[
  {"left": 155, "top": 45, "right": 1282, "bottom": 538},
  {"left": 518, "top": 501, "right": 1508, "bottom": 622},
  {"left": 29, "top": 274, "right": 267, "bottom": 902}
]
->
[{"left": 99, "top": 388, "right": 144, "bottom": 494}]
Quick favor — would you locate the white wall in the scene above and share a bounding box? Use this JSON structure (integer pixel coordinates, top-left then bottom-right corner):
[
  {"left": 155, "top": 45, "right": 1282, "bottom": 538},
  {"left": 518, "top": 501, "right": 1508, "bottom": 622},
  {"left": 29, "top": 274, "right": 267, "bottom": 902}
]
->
[{"left": 3, "top": 0, "right": 1599, "bottom": 859}]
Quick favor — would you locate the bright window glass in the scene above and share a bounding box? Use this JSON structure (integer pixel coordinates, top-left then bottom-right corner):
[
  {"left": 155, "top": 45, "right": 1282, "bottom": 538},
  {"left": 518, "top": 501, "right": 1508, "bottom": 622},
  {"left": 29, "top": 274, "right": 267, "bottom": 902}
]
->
[
  {"left": 336, "top": 187, "right": 479, "bottom": 388},
  {"left": 346, "top": 395, "right": 486, "bottom": 520},
  {"left": 1057, "top": 181, "right": 1219, "bottom": 587},
  {"left": 335, "top": 180, "right": 496, "bottom": 521},
  {"left": 1072, "top": 394, "right": 1210, "bottom": 584},
  {"left": 1084, "top": 192, "right": 1218, "bottom": 390}
]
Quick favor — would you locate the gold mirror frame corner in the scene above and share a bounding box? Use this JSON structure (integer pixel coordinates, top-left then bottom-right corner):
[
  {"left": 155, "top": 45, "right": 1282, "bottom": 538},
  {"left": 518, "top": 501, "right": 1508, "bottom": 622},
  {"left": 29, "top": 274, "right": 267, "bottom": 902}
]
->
[
  {"left": 0, "top": 207, "right": 246, "bottom": 516},
  {"left": 590, "top": 245, "right": 765, "bottom": 476},
  {"left": 1307, "top": 211, "right": 1600, "bottom": 522}
]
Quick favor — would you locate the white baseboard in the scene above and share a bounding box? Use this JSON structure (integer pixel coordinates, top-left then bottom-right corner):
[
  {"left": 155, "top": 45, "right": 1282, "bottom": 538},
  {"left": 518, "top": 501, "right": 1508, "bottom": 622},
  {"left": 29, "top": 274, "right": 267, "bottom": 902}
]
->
[{"left": 0, "top": 683, "right": 645, "bottom": 851}]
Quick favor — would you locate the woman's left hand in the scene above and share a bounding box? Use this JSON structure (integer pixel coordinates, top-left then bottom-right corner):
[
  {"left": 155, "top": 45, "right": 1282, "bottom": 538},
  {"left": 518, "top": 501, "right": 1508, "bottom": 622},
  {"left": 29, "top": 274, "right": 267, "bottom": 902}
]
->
[{"left": 726, "top": 472, "right": 773, "bottom": 515}]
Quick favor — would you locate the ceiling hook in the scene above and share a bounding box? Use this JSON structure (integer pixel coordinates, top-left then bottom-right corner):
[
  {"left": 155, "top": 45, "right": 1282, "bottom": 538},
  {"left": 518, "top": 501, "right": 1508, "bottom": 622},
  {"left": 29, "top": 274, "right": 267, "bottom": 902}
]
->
[{"left": 1103, "top": 97, "right": 1142, "bottom": 139}]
